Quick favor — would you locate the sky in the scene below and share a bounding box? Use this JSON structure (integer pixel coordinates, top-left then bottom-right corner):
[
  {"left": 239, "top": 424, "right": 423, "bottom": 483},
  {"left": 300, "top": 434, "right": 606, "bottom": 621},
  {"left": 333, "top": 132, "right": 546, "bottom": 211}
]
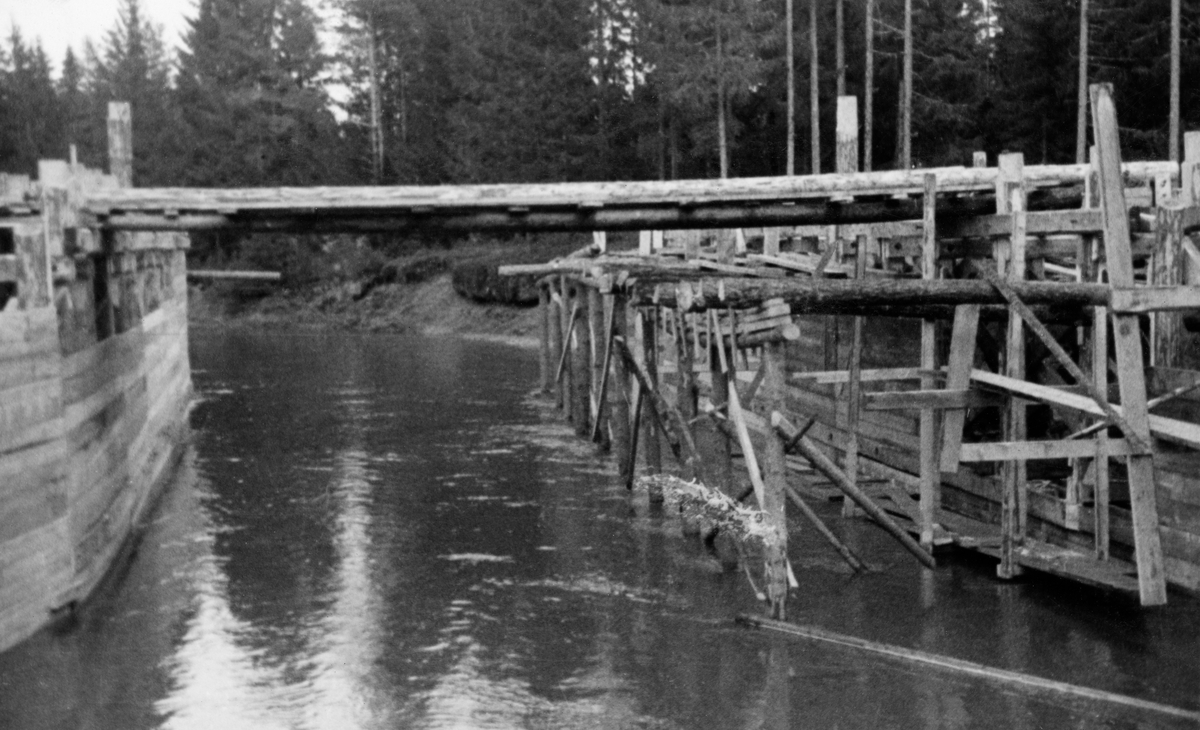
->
[{"left": 0, "top": 0, "right": 194, "bottom": 73}]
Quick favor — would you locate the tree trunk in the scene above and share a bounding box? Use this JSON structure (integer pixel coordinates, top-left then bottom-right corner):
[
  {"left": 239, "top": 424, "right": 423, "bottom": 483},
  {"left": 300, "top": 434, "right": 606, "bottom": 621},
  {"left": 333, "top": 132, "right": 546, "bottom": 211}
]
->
[
  {"left": 1170, "top": 0, "right": 1181, "bottom": 162},
  {"left": 810, "top": 0, "right": 820, "bottom": 174},
  {"left": 1076, "top": 0, "right": 1088, "bottom": 164},
  {"left": 717, "top": 24, "right": 729, "bottom": 179},
  {"left": 864, "top": 0, "right": 874, "bottom": 172},
  {"left": 901, "top": 0, "right": 912, "bottom": 170},
  {"left": 787, "top": 0, "right": 796, "bottom": 176}
]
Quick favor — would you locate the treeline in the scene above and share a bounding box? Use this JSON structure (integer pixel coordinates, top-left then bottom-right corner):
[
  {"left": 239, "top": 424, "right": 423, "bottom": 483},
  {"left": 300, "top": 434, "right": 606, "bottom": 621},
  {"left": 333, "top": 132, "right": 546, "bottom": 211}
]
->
[{"left": 0, "top": 0, "right": 1197, "bottom": 189}]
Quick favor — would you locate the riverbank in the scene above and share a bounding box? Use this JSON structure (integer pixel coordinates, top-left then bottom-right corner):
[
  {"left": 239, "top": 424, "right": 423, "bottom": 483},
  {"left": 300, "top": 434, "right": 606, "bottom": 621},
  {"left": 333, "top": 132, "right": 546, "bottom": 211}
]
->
[
  {"left": 190, "top": 273, "right": 543, "bottom": 347},
  {"left": 186, "top": 235, "right": 600, "bottom": 347}
]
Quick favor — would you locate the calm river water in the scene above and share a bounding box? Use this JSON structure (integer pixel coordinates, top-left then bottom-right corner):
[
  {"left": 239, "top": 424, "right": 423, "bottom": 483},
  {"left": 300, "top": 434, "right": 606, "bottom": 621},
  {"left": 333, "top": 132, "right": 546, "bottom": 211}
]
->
[{"left": 2, "top": 329, "right": 1200, "bottom": 729}]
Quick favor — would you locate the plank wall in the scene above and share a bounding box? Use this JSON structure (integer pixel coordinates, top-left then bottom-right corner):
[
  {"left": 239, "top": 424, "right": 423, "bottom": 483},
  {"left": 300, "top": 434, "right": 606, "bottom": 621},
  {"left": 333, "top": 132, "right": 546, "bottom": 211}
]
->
[{"left": 0, "top": 206, "right": 192, "bottom": 653}]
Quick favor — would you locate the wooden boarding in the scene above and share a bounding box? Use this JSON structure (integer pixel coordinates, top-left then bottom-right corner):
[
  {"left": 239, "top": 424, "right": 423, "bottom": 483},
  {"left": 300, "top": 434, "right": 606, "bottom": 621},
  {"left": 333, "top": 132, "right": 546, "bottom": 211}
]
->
[
  {"left": 959, "top": 439, "right": 1136, "bottom": 462},
  {"left": 971, "top": 369, "right": 1200, "bottom": 449}
]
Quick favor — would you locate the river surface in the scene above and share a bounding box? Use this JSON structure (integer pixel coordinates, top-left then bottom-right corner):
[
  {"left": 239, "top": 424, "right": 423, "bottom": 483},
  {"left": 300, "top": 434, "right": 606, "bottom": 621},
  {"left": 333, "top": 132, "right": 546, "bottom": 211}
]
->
[{"left": 2, "top": 329, "right": 1200, "bottom": 729}]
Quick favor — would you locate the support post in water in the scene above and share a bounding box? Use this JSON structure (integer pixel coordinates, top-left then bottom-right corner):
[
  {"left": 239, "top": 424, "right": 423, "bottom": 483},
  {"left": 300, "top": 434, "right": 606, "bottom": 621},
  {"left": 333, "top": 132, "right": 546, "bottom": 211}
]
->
[
  {"left": 539, "top": 285, "right": 552, "bottom": 394},
  {"left": 706, "top": 315, "right": 735, "bottom": 494},
  {"left": 673, "top": 310, "right": 699, "bottom": 480},
  {"left": 641, "top": 307, "right": 663, "bottom": 492},
  {"left": 559, "top": 276, "right": 574, "bottom": 421},
  {"left": 761, "top": 340, "right": 792, "bottom": 619},
  {"left": 609, "top": 294, "right": 633, "bottom": 485},
  {"left": 572, "top": 282, "right": 593, "bottom": 438},
  {"left": 1091, "top": 82, "right": 1167, "bottom": 605},
  {"left": 588, "top": 286, "right": 610, "bottom": 449},
  {"left": 919, "top": 173, "right": 940, "bottom": 546},
  {"left": 549, "top": 282, "right": 565, "bottom": 409},
  {"left": 996, "top": 152, "right": 1027, "bottom": 579}
]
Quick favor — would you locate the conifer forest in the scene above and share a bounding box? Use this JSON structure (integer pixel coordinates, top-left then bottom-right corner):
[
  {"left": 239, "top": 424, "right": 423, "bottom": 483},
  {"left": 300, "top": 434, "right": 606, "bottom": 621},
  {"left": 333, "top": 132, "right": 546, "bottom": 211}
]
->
[{"left": 0, "top": 0, "right": 1196, "bottom": 190}]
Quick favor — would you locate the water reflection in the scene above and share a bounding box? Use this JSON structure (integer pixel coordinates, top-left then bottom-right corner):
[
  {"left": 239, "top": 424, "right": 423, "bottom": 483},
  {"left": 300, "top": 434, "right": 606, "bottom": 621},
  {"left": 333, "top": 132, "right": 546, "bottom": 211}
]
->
[{"left": 1, "top": 330, "right": 1199, "bottom": 729}]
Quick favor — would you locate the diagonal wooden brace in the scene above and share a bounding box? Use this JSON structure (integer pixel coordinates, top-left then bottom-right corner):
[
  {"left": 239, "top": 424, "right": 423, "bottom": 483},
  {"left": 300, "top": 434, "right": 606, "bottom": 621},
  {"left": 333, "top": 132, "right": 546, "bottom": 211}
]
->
[{"left": 971, "top": 261, "right": 1151, "bottom": 455}]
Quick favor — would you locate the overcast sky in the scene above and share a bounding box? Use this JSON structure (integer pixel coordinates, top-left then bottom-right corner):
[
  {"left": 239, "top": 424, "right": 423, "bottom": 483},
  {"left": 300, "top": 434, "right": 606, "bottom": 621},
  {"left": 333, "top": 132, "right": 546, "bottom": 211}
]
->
[{"left": 0, "top": 0, "right": 194, "bottom": 73}]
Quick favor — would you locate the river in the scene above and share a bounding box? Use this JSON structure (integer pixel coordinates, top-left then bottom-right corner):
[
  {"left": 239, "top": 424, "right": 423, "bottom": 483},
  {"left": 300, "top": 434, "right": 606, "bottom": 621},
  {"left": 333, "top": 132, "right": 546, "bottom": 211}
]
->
[{"left": 1, "top": 329, "right": 1198, "bottom": 729}]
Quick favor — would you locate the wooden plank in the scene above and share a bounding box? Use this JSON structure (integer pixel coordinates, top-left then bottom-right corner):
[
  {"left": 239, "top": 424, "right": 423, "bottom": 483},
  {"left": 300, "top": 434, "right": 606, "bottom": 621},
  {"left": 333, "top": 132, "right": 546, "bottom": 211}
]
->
[
  {"left": 1110, "top": 284, "right": 1200, "bottom": 313},
  {"left": 0, "top": 515, "right": 73, "bottom": 654},
  {"left": 960, "top": 439, "right": 1134, "bottom": 462},
  {"left": 939, "top": 305, "right": 981, "bottom": 471},
  {"left": 865, "top": 388, "right": 997, "bottom": 410},
  {"left": 1091, "top": 82, "right": 1167, "bottom": 606},
  {"left": 792, "top": 367, "right": 932, "bottom": 384},
  {"left": 1150, "top": 207, "right": 1186, "bottom": 365}
]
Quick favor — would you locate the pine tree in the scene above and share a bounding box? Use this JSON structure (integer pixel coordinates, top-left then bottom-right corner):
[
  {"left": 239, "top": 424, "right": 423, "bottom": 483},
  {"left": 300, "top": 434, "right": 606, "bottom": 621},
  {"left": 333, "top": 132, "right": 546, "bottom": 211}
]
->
[
  {"left": 0, "top": 29, "right": 64, "bottom": 175},
  {"left": 177, "top": 0, "right": 350, "bottom": 186},
  {"left": 84, "top": 0, "right": 181, "bottom": 181}
]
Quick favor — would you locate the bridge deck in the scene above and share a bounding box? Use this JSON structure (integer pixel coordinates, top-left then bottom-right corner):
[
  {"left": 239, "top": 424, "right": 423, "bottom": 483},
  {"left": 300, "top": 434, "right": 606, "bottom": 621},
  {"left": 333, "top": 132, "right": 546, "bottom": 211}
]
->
[{"left": 67, "top": 161, "right": 1173, "bottom": 233}]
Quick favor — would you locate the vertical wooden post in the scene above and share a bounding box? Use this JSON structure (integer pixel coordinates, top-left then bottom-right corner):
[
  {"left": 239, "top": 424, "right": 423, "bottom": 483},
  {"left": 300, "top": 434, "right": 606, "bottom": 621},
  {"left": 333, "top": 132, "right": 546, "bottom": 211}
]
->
[
  {"left": 707, "top": 335, "right": 735, "bottom": 494},
  {"left": 1183, "top": 132, "right": 1200, "bottom": 208},
  {"left": 863, "top": 0, "right": 874, "bottom": 172},
  {"left": 973, "top": 151, "right": 987, "bottom": 168},
  {"left": 549, "top": 283, "right": 565, "bottom": 408},
  {"left": 540, "top": 284, "right": 553, "bottom": 394},
  {"left": 836, "top": 96, "right": 859, "bottom": 174},
  {"left": 107, "top": 101, "right": 133, "bottom": 188},
  {"left": 673, "top": 310, "right": 698, "bottom": 481},
  {"left": 588, "top": 286, "right": 608, "bottom": 445},
  {"left": 842, "top": 234, "right": 867, "bottom": 519},
  {"left": 762, "top": 340, "right": 791, "bottom": 620},
  {"left": 809, "top": 0, "right": 821, "bottom": 175},
  {"left": 1093, "top": 297, "right": 1111, "bottom": 560},
  {"left": 642, "top": 307, "right": 663, "bottom": 492},
  {"left": 919, "top": 173, "right": 939, "bottom": 546},
  {"left": 1091, "top": 82, "right": 1166, "bottom": 606},
  {"left": 573, "top": 283, "right": 593, "bottom": 437},
  {"left": 559, "top": 277, "right": 574, "bottom": 419},
  {"left": 1152, "top": 205, "right": 1184, "bottom": 368},
  {"left": 764, "top": 228, "right": 781, "bottom": 257},
  {"left": 610, "top": 294, "right": 634, "bottom": 486},
  {"left": 996, "top": 152, "right": 1027, "bottom": 579}
]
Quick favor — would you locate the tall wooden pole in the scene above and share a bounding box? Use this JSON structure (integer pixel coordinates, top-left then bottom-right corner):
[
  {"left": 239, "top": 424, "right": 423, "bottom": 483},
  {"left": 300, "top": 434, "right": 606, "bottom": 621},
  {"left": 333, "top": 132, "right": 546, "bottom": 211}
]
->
[
  {"left": 787, "top": 0, "right": 796, "bottom": 175},
  {"left": 810, "top": 0, "right": 821, "bottom": 174},
  {"left": 901, "top": 0, "right": 912, "bottom": 169},
  {"left": 1170, "top": 0, "right": 1181, "bottom": 163},
  {"left": 864, "top": 0, "right": 874, "bottom": 172},
  {"left": 1091, "top": 83, "right": 1167, "bottom": 606},
  {"left": 107, "top": 101, "right": 133, "bottom": 188},
  {"left": 835, "top": 0, "right": 845, "bottom": 97},
  {"left": 1075, "top": 0, "right": 1089, "bottom": 164}
]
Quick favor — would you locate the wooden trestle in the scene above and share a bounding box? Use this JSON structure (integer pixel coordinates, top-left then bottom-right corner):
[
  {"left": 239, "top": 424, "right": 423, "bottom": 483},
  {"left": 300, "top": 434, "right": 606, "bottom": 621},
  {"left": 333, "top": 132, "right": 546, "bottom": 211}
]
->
[
  {"left": 5, "top": 86, "right": 1198, "bottom": 615},
  {"left": 503, "top": 85, "right": 1200, "bottom": 612}
]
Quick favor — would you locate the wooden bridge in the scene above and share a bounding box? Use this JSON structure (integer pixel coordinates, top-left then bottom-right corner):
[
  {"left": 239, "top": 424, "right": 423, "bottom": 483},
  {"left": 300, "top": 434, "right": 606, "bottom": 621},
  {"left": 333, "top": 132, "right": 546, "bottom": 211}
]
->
[{"left": 4, "top": 85, "right": 1200, "bottom": 620}]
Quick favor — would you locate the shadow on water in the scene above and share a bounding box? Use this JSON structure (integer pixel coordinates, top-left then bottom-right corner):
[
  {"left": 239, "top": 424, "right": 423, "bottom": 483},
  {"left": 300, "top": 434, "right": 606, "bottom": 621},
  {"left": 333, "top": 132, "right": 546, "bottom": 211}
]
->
[{"left": 0, "top": 328, "right": 1198, "bottom": 729}]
